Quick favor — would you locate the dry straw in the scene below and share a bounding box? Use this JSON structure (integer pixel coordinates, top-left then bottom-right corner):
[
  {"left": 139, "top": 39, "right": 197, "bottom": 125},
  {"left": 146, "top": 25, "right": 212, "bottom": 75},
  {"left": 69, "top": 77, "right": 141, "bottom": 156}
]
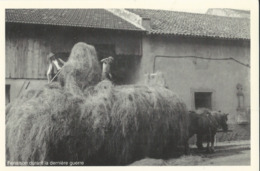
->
[
  {"left": 58, "top": 42, "right": 102, "bottom": 95},
  {"left": 106, "top": 84, "right": 189, "bottom": 165},
  {"left": 6, "top": 43, "right": 189, "bottom": 165}
]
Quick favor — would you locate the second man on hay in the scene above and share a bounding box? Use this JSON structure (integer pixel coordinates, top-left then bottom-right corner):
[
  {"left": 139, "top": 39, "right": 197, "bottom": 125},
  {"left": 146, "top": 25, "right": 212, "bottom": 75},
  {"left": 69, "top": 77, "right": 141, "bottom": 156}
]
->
[
  {"left": 46, "top": 52, "right": 66, "bottom": 83},
  {"left": 101, "top": 56, "right": 114, "bottom": 81}
]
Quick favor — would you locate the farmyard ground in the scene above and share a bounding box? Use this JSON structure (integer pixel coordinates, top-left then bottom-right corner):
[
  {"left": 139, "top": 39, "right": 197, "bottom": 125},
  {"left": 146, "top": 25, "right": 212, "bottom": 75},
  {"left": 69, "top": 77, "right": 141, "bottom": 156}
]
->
[{"left": 130, "top": 140, "right": 250, "bottom": 166}]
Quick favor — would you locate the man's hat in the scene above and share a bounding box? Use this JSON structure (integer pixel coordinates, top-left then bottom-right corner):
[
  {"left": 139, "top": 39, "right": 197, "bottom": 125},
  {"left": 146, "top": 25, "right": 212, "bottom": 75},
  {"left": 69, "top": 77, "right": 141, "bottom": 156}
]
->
[
  {"left": 108, "top": 56, "right": 114, "bottom": 62},
  {"left": 101, "top": 56, "right": 114, "bottom": 63},
  {"left": 47, "top": 52, "right": 55, "bottom": 59}
]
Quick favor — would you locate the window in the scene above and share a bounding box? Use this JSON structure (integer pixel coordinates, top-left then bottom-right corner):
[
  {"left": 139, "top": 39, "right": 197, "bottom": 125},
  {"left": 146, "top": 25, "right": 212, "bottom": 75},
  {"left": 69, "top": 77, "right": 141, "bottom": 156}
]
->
[
  {"left": 6, "top": 84, "right": 10, "bottom": 105},
  {"left": 194, "top": 92, "right": 212, "bottom": 110}
]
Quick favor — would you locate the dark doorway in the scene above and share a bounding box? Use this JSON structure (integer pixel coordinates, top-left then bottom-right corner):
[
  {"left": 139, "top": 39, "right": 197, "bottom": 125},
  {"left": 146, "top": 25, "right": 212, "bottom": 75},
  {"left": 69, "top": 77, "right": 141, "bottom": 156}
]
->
[
  {"left": 94, "top": 44, "right": 140, "bottom": 85},
  {"left": 6, "top": 84, "right": 10, "bottom": 105},
  {"left": 194, "top": 92, "right": 212, "bottom": 110},
  {"left": 111, "top": 55, "right": 140, "bottom": 85},
  {"left": 95, "top": 44, "right": 115, "bottom": 61}
]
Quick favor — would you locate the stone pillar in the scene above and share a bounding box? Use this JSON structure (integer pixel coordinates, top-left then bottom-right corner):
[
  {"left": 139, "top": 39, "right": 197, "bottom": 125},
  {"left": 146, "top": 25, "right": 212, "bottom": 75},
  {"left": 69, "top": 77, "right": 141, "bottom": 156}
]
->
[{"left": 236, "top": 83, "right": 248, "bottom": 124}]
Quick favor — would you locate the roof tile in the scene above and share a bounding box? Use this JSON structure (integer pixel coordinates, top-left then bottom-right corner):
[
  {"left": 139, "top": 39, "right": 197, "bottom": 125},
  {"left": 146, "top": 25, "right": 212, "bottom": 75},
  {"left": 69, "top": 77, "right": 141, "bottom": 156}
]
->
[
  {"left": 127, "top": 9, "right": 250, "bottom": 40},
  {"left": 6, "top": 9, "right": 143, "bottom": 31}
]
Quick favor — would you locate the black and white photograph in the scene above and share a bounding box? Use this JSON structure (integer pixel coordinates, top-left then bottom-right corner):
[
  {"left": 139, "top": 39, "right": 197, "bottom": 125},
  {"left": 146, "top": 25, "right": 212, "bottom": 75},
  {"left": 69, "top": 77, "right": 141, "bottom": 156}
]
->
[{"left": 2, "top": 0, "right": 258, "bottom": 168}]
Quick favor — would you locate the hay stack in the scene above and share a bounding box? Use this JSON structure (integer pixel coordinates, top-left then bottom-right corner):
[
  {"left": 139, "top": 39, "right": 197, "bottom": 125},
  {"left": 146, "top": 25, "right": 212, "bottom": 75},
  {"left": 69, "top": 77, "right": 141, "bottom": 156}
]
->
[
  {"left": 72, "top": 80, "right": 115, "bottom": 165},
  {"left": 5, "top": 84, "right": 48, "bottom": 120},
  {"left": 6, "top": 42, "right": 189, "bottom": 166},
  {"left": 58, "top": 42, "right": 102, "bottom": 95},
  {"left": 6, "top": 83, "right": 84, "bottom": 162},
  {"left": 106, "top": 85, "right": 189, "bottom": 165}
]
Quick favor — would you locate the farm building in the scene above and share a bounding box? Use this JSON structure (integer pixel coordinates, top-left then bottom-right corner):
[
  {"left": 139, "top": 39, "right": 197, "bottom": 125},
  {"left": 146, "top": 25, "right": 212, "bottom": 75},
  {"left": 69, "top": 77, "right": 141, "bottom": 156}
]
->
[
  {"left": 126, "top": 9, "right": 250, "bottom": 124},
  {"left": 5, "top": 9, "right": 250, "bottom": 124},
  {"left": 5, "top": 9, "right": 144, "bottom": 103}
]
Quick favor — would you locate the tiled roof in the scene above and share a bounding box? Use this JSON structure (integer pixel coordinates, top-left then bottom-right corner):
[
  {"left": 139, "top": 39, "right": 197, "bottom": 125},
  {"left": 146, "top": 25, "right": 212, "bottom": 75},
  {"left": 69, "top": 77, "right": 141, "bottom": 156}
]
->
[
  {"left": 127, "top": 9, "right": 250, "bottom": 40},
  {"left": 5, "top": 9, "right": 143, "bottom": 31}
]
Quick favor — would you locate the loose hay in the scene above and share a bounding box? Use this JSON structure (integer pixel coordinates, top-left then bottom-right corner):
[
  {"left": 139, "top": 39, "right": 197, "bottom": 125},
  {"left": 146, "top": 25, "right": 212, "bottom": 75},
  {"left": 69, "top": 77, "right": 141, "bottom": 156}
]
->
[
  {"left": 106, "top": 85, "right": 189, "bottom": 165},
  {"left": 6, "top": 83, "right": 84, "bottom": 163},
  {"left": 130, "top": 158, "right": 165, "bottom": 166},
  {"left": 58, "top": 42, "right": 102, "bottom": 95},
  {"left": 130, "top": 155, "right": 205, "bottom": 166},
  {"left": 6, "top": 43, "right": 189, "bottom": 166},
  {"left": 165, "top": 155, "right": 205, "bottom": 165}
]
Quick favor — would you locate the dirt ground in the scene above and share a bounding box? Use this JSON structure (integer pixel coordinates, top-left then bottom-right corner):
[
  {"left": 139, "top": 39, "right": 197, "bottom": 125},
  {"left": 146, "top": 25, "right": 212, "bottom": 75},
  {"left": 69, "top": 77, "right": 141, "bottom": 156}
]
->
[{"left": 130, "top": 140, "right": 250, "bottom": 166}]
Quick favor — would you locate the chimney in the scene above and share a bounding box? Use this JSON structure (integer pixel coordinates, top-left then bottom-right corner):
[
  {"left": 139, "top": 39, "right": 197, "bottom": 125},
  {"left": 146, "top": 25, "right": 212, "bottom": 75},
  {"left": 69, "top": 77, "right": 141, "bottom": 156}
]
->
[
  {"left": 141, "top": 17, "right": 151, "bottom": 30},
  {"left": 106, "top": 9, "right": 151, "bottom": 31},
  {"left": 106, "top": 9, "right": 145, "bottom": 30}
]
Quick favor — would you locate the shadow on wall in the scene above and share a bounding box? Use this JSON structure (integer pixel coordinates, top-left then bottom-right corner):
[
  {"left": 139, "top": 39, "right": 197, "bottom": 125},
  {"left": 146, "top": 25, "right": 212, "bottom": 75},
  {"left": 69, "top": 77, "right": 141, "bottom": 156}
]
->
[{"left": 111, "top": 55, "right": 141, "bottom": 85}]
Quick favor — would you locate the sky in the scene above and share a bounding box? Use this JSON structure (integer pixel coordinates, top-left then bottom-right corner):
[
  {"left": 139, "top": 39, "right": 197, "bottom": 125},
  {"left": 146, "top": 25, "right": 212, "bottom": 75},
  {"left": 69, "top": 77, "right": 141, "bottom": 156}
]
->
[
  {"left": 0, "top": 0, "right": 252, "bottom": 14},
  {"left": 148, "top": 0, "right": 251, "bottom": 14},
  {"left": 0, "top": 0, "right": 253, "bottom": 16}
]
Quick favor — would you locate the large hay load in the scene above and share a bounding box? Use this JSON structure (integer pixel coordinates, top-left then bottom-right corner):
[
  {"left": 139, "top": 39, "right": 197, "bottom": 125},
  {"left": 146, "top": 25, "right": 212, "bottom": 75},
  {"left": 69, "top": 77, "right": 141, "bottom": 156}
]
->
[
  {"left": 6, "top": 42, "right": 189, "bottom": 166},
  {"left": 6, "top": 83, "right": 85, "bottom": 163},
  {"left": 106, "top": 85, "right": 188, "bottom": 165}
]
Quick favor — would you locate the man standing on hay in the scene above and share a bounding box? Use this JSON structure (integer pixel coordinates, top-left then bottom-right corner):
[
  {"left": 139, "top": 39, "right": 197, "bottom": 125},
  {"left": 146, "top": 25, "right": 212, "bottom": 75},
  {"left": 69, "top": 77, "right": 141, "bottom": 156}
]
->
[
  {"left": 46, "top": 52, "right": 66, "bottom": 83},
  {"left": 101, "top": 56, "right": 114, "bottom": 81}
]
